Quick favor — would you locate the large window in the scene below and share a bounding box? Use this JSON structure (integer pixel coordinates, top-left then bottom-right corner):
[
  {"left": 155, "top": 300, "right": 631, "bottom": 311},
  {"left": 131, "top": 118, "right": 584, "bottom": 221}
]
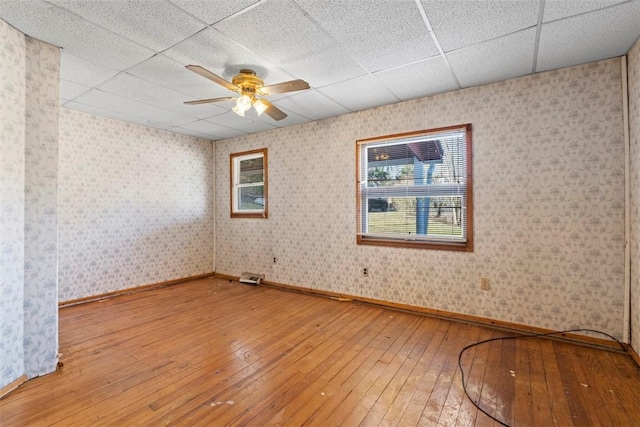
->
[
  {"left": 230, "top": 148, "right": 268, "bottom": 218},
  {"left": 356, "top": 124, "right": 472, "bottom": 251}
]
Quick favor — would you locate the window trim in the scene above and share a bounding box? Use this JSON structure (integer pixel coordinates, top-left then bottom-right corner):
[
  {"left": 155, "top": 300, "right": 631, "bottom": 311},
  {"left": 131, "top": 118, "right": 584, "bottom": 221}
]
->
[
  {"left": 356, "top": 124, "right": 473, "bottom": 252},
  {"left": 230, "top": 148, "right": 268, "bottom": 219}
]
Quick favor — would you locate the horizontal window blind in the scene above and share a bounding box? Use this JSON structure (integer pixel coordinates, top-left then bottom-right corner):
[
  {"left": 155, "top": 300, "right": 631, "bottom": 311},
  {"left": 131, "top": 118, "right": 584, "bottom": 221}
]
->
[{"left": 356, "top": 125, "right": 472, "bottom": 250}]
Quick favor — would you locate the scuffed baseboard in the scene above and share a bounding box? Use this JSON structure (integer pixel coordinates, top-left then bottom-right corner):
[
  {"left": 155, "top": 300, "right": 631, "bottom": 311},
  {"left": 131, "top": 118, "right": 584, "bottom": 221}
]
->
[{"left": 0, "top": 374, "right": 27, "bottom": 399}]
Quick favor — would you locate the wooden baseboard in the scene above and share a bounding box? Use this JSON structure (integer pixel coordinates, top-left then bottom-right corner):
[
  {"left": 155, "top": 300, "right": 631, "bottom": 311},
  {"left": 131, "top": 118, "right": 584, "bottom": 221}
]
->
[
  {"left": 0, "top": 374, "right": 27, "bottom": 399},
  {"left": 59, "top": 272, "right": 215, "bottom": 308},
  {"left": 214, "top": 273, "right": 627, "bottom": 352},
  {"left": 629, "top": 345, "right": 640, "bottom": 367}
]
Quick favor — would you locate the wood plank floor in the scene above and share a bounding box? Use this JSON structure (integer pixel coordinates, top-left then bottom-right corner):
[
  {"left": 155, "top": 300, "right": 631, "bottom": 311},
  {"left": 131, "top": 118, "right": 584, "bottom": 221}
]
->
[{"left": 2, "top": 277, "right": 640, "bottom": 426}]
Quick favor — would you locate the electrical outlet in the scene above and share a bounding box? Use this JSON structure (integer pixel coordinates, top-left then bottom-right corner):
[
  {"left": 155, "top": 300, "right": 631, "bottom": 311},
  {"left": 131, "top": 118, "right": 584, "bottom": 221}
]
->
[
  {"left": 273, "top": 257, "right": 277, "bottom": 264},
  {"left": 362, "top": 267, "right": 369, "bottom": 277},
  {"left": 480, "top": 278, "right": 490, "bottom": 291}
]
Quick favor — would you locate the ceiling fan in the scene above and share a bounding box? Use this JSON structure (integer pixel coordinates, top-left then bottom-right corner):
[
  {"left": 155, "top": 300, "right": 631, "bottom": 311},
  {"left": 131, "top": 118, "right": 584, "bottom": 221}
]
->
[{"left": 184, "top": 65, "right": 310, "bottom": 121}]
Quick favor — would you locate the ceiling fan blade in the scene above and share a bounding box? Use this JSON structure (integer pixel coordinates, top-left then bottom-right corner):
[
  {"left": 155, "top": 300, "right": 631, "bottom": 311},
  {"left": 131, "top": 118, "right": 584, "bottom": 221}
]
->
[
  {"left": 185, "top": 65, "right": 239, "bottom": 92},
  {"left": 260, "top": 79, "right": 310, "bottom": 95},
  {"left": 264, "top": 102, "right": 288, "bottom": 121},
  {"left": 184, "top": 96, "right": 235, "bottom": 105}
]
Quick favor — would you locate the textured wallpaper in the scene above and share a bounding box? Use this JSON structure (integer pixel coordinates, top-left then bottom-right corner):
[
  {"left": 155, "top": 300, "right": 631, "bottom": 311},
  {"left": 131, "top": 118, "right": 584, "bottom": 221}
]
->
[
  {"left": 0, "top": 18, "right": 26, "bottom": 391},
  {"left": 215, "top": 58, "right": 626, "bottom": 338},
  {"left": 629, "top": 38, "right": 640, "bottom": 352},
  {"left": 23, "top": 37, "right": 60, "bottom": 379},
  {"left": 58, "top": 109, "right": 215, "bottom": 302}
]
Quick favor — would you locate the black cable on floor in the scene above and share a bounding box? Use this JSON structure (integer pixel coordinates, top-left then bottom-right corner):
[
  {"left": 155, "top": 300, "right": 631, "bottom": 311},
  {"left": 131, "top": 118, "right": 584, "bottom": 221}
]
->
[{"left": 457, "top": 328, "right": 626, "bottom": 427}]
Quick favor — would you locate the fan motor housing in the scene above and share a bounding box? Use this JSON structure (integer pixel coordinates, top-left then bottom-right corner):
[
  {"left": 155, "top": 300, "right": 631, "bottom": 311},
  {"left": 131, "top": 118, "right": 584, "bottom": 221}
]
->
[{"left": 232, "top": 69, "right": 264, "bottom": 93}]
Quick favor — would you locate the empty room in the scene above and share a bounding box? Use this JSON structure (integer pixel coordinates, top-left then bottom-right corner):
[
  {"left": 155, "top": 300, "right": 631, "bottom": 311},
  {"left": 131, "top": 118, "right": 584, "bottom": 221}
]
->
[{"left": 2, "top": 0, "right": 640, "bottom": 425}]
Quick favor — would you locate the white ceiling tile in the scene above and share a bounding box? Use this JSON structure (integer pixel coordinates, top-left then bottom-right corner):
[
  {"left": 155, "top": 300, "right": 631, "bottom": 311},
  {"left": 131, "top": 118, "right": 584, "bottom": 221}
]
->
[
  {"left": 214, "top": 0, "right": 333, "bottom": 67},
  {"left": 421, "top": 0, "right": 539, "bottom": 51},
  {"left": 163, "top": 27, "right": 293, "bottom": 84},
  {"left": 169, "top": 0, "right": 259, "bottom": 25},
  {"left": 281, "top": 48, "right": 368, "bottom": 88},
  {"left": 543, "top": 0, "right": 627, "bottom": 22},
  {"left": 49, "top": 0, "right": 206, "bottom": 52},
  {"left": 177, "top": 119, "right": 246, "bottom": 139},
  {"left": 448, "top": 29, "right": 536, "bottom": 88},
  {"left": 297, "top": 0, "right": 439, "bottom": 72},
  {"left": 60, "top": 79, "right": 90, "bottom": 101},
  {"left": 207, "top": 111, "right": 277, "bottom": 134},
  {"left": 257, "top": 108, "right": 309, "bottom": 128},
  {"left": 62, "top": 101, "right": 159, "bottom": 128},
  {"left": 168, "top": 126, "right": 217, "bottom": 141},
  {"left": 60, "top": 52, "right": 120, "bottom": 87},
  {"left": 537, "top": 1, "right": 640, "bottom": 72},
  {"left": 213, "top": 0, "right": 366, "bottom": 86},
  {"left": 374, "top": 56, "right": 459, "bottom": 100},
  {"left": 97, "top": 72, "right": 228, "bottom": 120},
  {"left": 73, "top": 89, "right": 195, "bottom": 128},
  {"left": 126, "top": 54, "right": 229, "bottom": 99},
  {"left": 274, "top": 90, "right": 351, "bottom": 121},
  {"left": 318, "top": 75, "right": 399, "bottom": 112},
  {"left": 0, "top": 0, "right": 154, "bottom": 70}
]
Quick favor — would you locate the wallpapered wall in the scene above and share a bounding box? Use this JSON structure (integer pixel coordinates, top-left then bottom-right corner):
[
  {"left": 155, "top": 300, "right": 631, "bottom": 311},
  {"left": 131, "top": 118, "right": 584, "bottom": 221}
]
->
[
  {"left": 0, "top": 17, "right": 26, "bottom": 391},
  {"left": 629, "top": 37, "right": 640, "bottom": 353},
  {"left": 215, "top": 58, "right": 626, "bottom": 338},
  {"left": 0, "top": 20, "right": 60, "bottom": 390},
  {"left": 58, "top": 109, "right": 215, "bottom": 302},
  {"left": 23, "top": 37, "right": 59, "bottom": 379}
]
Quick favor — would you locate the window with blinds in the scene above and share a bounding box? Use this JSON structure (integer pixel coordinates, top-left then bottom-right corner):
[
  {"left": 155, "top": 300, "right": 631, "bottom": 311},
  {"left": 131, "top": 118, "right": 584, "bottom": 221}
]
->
[{"left": 356, "top": 124, "right": 472, "bottom": 251}]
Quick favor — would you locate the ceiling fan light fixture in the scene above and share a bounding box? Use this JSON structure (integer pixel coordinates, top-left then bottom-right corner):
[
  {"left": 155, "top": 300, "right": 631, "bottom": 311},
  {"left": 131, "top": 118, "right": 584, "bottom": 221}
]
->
[
  {"left": 237, "top": 94, "right": 251, "bottom": 109},
  {"left": 232, "top": 104, "right": 246, "bottom": 117},
  {"left": 253, "top": 99, "right": 268, "bottom": 116},
  {"left": 185, "top": 65, "right": 308, "bottom": 121},
  {"left": 233, "top": 94, "right": 252, "bottom": 117}
]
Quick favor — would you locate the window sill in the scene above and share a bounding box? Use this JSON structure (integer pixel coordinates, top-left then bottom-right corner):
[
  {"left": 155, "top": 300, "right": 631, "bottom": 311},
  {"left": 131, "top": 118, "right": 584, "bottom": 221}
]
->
[{"left": 356, "top": 236, "right": 473, "bottom": 252}]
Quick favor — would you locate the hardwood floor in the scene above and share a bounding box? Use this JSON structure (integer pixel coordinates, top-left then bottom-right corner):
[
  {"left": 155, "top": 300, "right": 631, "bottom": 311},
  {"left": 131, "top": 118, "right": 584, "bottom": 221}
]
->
[{"left": 2, "top": 277, "right": 640, "bottom": 426}]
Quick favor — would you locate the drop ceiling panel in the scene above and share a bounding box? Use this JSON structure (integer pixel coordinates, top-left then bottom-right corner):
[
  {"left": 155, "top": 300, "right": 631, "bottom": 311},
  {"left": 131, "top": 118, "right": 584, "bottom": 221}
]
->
[
  {"left": 60, "top": 79, "right": 90, "bottom": 102},
  {"left": 214, "top": 0, "right": 366, "bottom": 87},
  {"left": 126, "top": 54, "right": 227, "bottom": 99},
  {"left": 448, "top": 29, "right": 536, "bottom": 88},
  {"left": 257, "top": 108, "right": 309, "bottom": 128},
  {"left": 276, "top": 47, "right": 368, "bottom": 89},
  {"left": 543, "top": 0, "right": 627, "bottom": 22},
  {"left": 537, "top": 1, "right": 640, "bottom": 72},
  {"left": 214, "top": 0, "right": 334, "bottom": 67},
  {"left": 0, "top": 0, "right": 154, "bottom": 70},
  {"left": 422, "top": 0, "right": 539, "bottom": 52},
  {"left": 274, "top": 90, "right": 351, "bottom": 121},
  {"left": 374, "top": 56, "right": 459, "bottom": 100},
  {"left": 63, "top": 101, "right": 158, "bottom": 128},
  {"left": 177, "top": 119, "right": 246, "bottom": 140},
  {"left": 318, "top": 75, "right": 399, "bottom": 112},
  {"left": 73, "top": 89, "right": 195, "bottom": 128},
  {"left": 163, "top": 27, "right": 293, "bottom": 85},
  {"left": 60, "top": 52, "right": 120, "bottom": 87},
  {"left": 207, "top": 112, "right": 276, "bottom": 134},
  {"left": 297, "top": 0, "right": 439, "bottom": 72},
  {"left": 49, "top": 0, "right": 206, "bottom": 52},
  {"left": 97, "top": 72, "right": 228, "bottom": 120},
  {"left": 169, "top": 0, "right": 260, "bottom": 25}
]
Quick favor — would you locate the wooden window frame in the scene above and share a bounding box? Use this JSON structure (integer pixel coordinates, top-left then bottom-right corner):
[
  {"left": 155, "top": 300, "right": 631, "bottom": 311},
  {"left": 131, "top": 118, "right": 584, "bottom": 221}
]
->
[
  {"left": 356, "top": 124, "right": 473, "bottom": 252},
  {"left": 230, "top": 148, "right": 268, "bottom": 219}
]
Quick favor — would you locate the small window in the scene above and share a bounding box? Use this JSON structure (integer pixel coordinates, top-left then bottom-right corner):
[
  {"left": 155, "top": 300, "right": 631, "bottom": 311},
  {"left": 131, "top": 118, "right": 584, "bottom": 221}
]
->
[
  {"left": 356, "top": 124, "right": 472, "bottom": 251},
  {"left": 230, "top": 148, "right": 268, "bottom": 218}
]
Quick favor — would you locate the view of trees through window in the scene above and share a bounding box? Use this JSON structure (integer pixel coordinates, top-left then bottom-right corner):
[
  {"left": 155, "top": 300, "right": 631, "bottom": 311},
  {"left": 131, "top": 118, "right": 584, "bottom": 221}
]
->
[{"left": 357, "top": 124, "right": 471, "bottom": 250}]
